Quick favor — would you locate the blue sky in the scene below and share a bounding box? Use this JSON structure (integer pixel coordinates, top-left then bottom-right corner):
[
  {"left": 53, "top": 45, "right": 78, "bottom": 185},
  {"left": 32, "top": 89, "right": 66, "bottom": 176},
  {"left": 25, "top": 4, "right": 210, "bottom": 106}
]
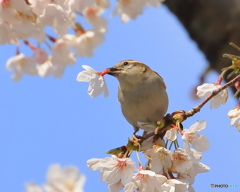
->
[{"left": 0, "top": 2, "right": 239, "bottom": 192}]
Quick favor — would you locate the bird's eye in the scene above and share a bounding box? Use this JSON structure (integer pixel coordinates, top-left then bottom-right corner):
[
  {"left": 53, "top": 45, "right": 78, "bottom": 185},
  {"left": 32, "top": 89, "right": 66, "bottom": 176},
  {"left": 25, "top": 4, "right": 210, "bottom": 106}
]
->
[{"left": 123, "top": 62, "right": 129, "bottom": 66}]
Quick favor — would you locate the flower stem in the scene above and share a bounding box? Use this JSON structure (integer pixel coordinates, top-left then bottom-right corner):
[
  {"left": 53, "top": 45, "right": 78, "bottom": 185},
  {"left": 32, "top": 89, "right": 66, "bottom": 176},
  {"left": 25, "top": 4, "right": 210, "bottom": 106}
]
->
[
  {"left": 173, "top": 140, "right": 177, "bottom": 149},
  {"left": 165, "top": 140, "right": 168, "bottom": 148},
  {"left": 169, "top": 141, "right": 173, "bottom": 150},
  {"left": 135, "top": 151, "right": 142, "bottom": 167}
]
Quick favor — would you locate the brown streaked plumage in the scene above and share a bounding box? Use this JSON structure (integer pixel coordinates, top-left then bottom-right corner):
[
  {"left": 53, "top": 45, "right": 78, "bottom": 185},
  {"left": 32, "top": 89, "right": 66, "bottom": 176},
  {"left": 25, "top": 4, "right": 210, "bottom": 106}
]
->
[{"left": 107, "top": 60, "right": 168, "bottom": 133}]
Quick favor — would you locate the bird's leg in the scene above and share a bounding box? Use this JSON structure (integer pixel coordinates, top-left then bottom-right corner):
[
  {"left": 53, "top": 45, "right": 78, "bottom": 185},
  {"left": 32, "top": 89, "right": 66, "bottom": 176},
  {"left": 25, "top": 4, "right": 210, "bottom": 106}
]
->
[{"left": 133, "top": 126, "right": 139, "bottom": 136}]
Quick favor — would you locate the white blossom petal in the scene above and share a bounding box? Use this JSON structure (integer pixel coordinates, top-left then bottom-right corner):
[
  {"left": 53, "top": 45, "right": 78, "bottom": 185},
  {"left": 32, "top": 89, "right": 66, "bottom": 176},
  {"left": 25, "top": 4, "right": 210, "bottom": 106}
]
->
[
  {"left": 166, "top": 128, "right": 178, "bottom": 141},
  {"left": 108, "top": 180, "right": 124, "bottom": 192},
  {"left": 197, "top": 83, "right": 228, "bottom": 109},
  {"left": 182, "top": 121, "right": 209, "bottom": 152},
  {"left": 228, "top": 108, "right": 240, "bottom": 131},
  {"left": 191, "top": 134, "right": 210, "bottom": 152},
  {"left": 76, "top": 71, "right": 95, "bottom": 82},
  {"left": 76, "top": 65, "right": 109, "bottom": 98},
  {"left": 25, "top": 183, "right": 43, "bottom": 192},
  {"left": 87, "top": 156, "right": 137, "bottom": 186},
  {"left": 44, "top": 164, "right": 85, "bottom": 192},
  {"left": 82, "top": 65, "right": 97, "bottom": 73},
  {"left": 188, "top": 121, "right": 206, "bottom": 133}
]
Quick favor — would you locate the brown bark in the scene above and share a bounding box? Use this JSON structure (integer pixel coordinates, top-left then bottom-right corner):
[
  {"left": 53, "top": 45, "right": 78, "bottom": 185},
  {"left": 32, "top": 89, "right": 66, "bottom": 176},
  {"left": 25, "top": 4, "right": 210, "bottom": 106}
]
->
[{"left": 164, "top": 0, "right": 240, "bottom": 76}]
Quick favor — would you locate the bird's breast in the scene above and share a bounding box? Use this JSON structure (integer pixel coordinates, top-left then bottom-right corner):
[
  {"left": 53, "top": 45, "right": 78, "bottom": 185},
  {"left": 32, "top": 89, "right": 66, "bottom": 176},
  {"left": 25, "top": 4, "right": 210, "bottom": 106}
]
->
[{"left": 118, "top": 81, "right": 168, "bottom": 127}]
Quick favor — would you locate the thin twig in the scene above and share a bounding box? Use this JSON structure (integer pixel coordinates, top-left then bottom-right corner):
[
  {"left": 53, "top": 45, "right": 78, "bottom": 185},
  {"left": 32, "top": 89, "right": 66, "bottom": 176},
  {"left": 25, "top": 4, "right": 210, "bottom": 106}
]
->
[{"left": 184, "top": 74, "right": 240, "bottom": 118}]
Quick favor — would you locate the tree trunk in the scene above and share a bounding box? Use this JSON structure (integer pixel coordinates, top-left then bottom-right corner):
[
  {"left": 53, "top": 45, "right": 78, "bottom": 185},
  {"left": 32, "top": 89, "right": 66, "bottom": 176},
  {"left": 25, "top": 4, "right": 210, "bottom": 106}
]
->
[{"left": 164, "top": 0, "right": 240, "bottom": 78}]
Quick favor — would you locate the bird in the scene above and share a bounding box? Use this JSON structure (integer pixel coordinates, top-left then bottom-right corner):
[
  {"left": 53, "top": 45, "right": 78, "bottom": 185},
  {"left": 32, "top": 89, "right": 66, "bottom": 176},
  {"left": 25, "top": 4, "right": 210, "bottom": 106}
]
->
[{"left": 107, "top": 60, "right": 169, "bottom": 133}]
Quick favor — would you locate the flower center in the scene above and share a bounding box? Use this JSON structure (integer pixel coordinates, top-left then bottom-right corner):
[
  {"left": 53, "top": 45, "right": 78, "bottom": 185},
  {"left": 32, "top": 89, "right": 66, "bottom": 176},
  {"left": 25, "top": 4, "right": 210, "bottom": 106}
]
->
[
  {"left": 136, "top": 173, "right": 148, "bottom": 182},
  {"left": 86, "top": 7, "right": 97, "bottom": 15},
  {"left": 158, "top": 151, "right": 167, "bottom": 161},
  {"left": 0, "top": 0, "right": 10, "bottom": 8},
  {"left": 117, "top": 160, "right": 126, "bottom": 170},
  {"left": 187, "top": 133, "right": 194, "bottom": 142},
  {"left": 65, "top": 182, "right": 74, "bottom": 191},
  {"left": 172, "top": 153, "right": 186, "bottom": 163}
]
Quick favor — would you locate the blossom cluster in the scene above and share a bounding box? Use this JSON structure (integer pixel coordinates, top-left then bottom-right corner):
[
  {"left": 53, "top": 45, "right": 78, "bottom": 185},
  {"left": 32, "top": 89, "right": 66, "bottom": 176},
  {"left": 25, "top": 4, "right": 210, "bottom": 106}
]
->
[
  {"left": 1, "top": 0, "right": 164, "bottom": 81},
  {"left": 25, "top": 164, "right": 86, "bottom": 192},
  {"left": 87, "top": 121, "right": 210, "bottom": 192}
]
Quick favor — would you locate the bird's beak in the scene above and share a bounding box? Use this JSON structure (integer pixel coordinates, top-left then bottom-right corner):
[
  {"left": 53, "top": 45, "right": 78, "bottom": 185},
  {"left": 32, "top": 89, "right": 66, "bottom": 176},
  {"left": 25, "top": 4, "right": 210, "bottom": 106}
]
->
[{"left": 107, "top": 67, "right": 122, "bottom": 76}]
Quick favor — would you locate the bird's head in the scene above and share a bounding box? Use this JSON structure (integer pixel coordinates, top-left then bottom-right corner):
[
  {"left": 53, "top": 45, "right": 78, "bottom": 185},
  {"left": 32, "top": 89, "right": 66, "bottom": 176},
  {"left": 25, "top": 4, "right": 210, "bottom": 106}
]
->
[{"left": 107, "top": 60, "right": 151, "bottom": 86}]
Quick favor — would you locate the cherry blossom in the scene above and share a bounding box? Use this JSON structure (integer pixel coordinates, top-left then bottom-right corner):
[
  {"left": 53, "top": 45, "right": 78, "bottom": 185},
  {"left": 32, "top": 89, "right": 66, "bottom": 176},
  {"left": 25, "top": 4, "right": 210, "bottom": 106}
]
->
[
  {"left": 44, "top": 164, "right": 86, "bottom": 192},
  {"left": 11, "top": 20, "right": 40, "bottom": 40},
  {"left": 38, "top": 3, "right": 67, "bottom": 25},
  {"left": 170, "top": 148, "right": 192, "bottom": 174},
  {"left": 184, "top": 159, "right": 210, "bottom": 183},
  {"left": 28, "top": 0, "right": 51, "bottom": 16},
  {"left": 145, "top": 145, "right": 172, "bottom": 174},
  {"left": 87, "top": 155, "right": 137, "bottom": 189},
  {"left": 108, "top": 180, "right": 124, "bottom": 192},
  {"left": 51, "top": 38, "right": 76, "bottom": 78},
  {"left": 228, "top": 107, "right": 240, "bottom": 131},
  {"left": 83, "top": 6, "right": 108, "bottom": 32},
  {"left": 25, "top": 183, "right": 43, "bottom": 192},
  {"left": 196, "top": 83, "right": 228, "bottom": 109},
  {"left": 167, "top": 148, "right": 210, "bottom": 192},
  {"left": 37, "top": 3, "right": 72, "bottom": 36},
  {"left": 74, "top": 30, "right": 105, "bottom": 57},
  {"left": 37, "top": 58, "right": 54, "bottom": 77},
  {"left": 165, "top": 126, "right": 179, "bottom": 141},
  {"left": 178, "top": 149, "right": 210, "bottom": 189},
  {"left": 30, "top": 24, "right": 46, "bottom": 43},
  {"left": 124, "top": 170, "right": 167, "bottom": 192},
  {"left": 112, "top": 0, "right": 146, "bottom": 22},
  {"left": 6, "top": 53, "right": 37, "bottom": 81},
  {"left": 0, "top": 0, "right": 168, "bottom": 82},
  {"left": 162, "top": 178, "right": 189, "bottom": 192},
  {"left": 0, "top": 0, "right": 30, "bottom": 24},
  {"left": 0, "top": 0, "right": 42, "bottom": 40},
  {"left": 96, "top": 0, "right": 110, "bottom": 9},
  {"left": 65, "top": 0, "right": 95, "bottom": 13},
  {"left": 33, "top": 48, "right": 48, "bottom": 64},
  {"left": 181, "top": 121, "right": 210, "bottom": 152},
  {"left": 0, "top": 22, "right": 17, "bottom": 44},
  {"left": 76, "top": 65, "right": 109, "bottom": 97}
]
